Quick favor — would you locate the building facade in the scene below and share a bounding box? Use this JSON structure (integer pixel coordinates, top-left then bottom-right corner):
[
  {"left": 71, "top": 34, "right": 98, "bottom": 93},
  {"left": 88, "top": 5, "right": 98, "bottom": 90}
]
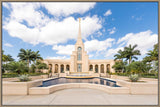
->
[{"left": 43, "top": 18, "right": 115, "bottom": 76}]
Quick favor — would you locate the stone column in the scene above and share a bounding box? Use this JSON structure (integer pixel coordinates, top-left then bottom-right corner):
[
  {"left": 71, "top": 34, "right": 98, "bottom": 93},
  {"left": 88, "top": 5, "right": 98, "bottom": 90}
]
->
[
  {"left": 98, "top": 64, "right": 101, "bottom": 74},
  {"left": 64, "top": 64, "right": 66, "bottom": 72},
  {"left": 58, "top": 64, "right": 60, "bottom": 74},
  {"left": 93, "top": 64, "right": 95, "bottom": 73},
  {"left": 104, "top": 64, "right": 106, "bottom": 75},
  {"left": 52, "top": 63, "right": 55, "bottom": 74}
]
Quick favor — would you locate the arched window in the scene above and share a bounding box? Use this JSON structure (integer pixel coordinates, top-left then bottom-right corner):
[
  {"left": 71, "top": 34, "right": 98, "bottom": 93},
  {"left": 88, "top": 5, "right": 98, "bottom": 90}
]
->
[
  {"left": 66, "top": 65, "right": 70, "bottom": 71},
  {"left": 55, "top": 64, "right": 58, "bottom": 73},
  {"left": 89, "top": 65, "right": 93, "bottom": 71},
  {"left": 61, "top": 64, "right": 64, "bottom": 73},
  {"left": 101, "top": 64, "right": 104, "bottom": 73},
  {"left": 77, "top": 47, "right": 82, "bottom": 61},
  {"left": 95, "top": 65, "right": 98, "bottom": 73},
  {"left": 107, "top": 64, "right": 110, "bottom": 73}
]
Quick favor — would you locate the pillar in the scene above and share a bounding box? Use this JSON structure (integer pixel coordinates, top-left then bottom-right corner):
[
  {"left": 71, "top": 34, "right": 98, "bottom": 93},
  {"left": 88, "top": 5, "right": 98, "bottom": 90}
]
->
[
  {"left": 98, "top": 64, "right": 101, "bottom": 74},
  {"left": 93, "top": 64, "right": 95, "bottom": 73},
  {"left": 58, "top": 64, "right": 60, "bottom": 74},
  {"left": 64, "top": 64, "right": 66, "bottom": 72},
  {"left": 52, "top": 63, "right": 55, "bottom": 73},
  {"left": 104, "top": 64, "right": 106, "bottom": 75}
]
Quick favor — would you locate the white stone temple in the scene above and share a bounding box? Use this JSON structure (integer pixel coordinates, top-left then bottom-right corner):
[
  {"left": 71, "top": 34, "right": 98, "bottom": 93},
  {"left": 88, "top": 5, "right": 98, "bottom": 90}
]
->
[{"left": 43, "top": 18, "right": 115, "bottom": 77}]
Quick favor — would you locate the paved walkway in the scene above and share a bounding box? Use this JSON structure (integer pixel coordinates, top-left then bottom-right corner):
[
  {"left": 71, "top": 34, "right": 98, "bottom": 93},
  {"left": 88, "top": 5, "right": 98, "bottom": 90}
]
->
[{"left": 3, "top": 88, "right": 158, "bottom": 105}]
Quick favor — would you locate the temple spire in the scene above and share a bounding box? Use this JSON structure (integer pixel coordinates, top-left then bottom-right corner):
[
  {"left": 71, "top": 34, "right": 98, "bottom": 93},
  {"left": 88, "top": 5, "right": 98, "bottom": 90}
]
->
[
  {"left": 76, "top": 18, "right": 83, "bottom": 45},
  {"left": 78, "top": 18, "right": 82, "bottom": 39}
]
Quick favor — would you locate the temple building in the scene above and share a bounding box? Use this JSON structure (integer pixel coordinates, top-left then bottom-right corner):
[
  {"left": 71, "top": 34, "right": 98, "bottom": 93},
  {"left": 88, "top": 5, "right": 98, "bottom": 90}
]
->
[{"left": 43, "top": 18, "right": 115, "bottom": 77}]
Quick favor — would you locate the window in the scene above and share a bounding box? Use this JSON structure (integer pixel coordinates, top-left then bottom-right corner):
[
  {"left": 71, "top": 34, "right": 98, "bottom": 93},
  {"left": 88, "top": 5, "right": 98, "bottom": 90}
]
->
[{"left": 77, "top": 47, "right": 82, "bottom": 60}]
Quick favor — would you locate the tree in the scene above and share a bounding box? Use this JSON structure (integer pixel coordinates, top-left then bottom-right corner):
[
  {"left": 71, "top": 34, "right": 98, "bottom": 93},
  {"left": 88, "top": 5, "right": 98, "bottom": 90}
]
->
[
  {"left": 30, "top": 64, "right": 36, "bottom": 73},
  {"left": 126, "top": 61, "right": 151, "bottom": 74},
  {"left": 30, "top": 60, "right": 48, "bottom": 73},
  {"left": 2, "top": 50, "right": 14, "bottom": 63},
  {"left": 112, "top": 61, "right": 127, "bottom": 73},
  {"left": 142, "top": 43, "right": 158, "bottom": 73},
  {"left": 5, "top": 61, "right": 28, "bottom": 74},
  {"left": 114, "top": 49, "right": 125, "bottom": 61},
  {"left": 32, "top": 51, "right": 43, "bottom": 63},
  {"left": 146, "top": 43, "right": 158, "bottom": 61},
  {"left": 123, "top": 44, "right": 141, "bottom": 64},
  {"left": 37, "top": 63, "right": 48, "bottom": 71},
  {"left": 17, "top": 49, "right": 34, "bottom": 72},
  {"left": 6, "top": 54, "right": 14, "bottom": 62}
]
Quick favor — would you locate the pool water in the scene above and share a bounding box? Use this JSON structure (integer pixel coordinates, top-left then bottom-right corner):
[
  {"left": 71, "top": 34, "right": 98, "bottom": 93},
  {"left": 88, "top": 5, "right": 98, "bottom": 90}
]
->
[{"left": 39, "top": 77, "right": 120, "bottom": 87}]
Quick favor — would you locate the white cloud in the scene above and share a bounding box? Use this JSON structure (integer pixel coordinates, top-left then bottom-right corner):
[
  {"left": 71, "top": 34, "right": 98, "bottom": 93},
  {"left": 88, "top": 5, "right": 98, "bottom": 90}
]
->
[
  {"left": 42, "top": 2, "right": 96, "bottom": 17},
  {"left": 89, "top": 54, "right": 94, "bottom": 58},
  {"left": 131, "top": 15, "right": 142, "bottom": 21},
  {"left": 4, "top": 43, "right": 13, "bottom": 47},
  {"left": 108, "top": 27, "right": 116, "bottom": 34},
  {"left": 84, "top": 38, "right": 115, "bottom": 53},
  {"left": 3, "top": 2, "right": 102, "bottom": 46},
  {"left": 4, "top": 15, "right": 102, "bottom": 45},
  {"left": 52, "top": 45, "right": 74, "bottom": 55},
  {"left": 46, "top": 56, "right": 67, "bottom": 59},
  {"left": 51, "top": 38, "right": 115, "bottom": 56},
  {"left": 8, "top": 2, "right": 50, "bottom": 28},
  {"left": 117, "top": 30, "right": 158, "bottom": 55},
  {"left": 3, "top": 20, "right": 40, "bottom": 45},
  {"left": 105, "top": 47, "right": 123, "bottom": 58},
  {"left": 2, "top": 2, "right": 10, "bottom": 9},
  {"left": 104, "top": 9, "right": 112, "bottom": 16}
]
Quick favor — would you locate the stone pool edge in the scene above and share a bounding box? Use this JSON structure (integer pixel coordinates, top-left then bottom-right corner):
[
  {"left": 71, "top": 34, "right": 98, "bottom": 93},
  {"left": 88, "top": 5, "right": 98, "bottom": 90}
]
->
[{"left": 29, "top": 83, "right": 130, "bottom": 95}]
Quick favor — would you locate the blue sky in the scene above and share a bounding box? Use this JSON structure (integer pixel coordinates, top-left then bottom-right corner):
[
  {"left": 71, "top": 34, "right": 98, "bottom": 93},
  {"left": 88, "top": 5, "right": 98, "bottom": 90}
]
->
[{"left": 2, "top": 2, "right": 158, "bottom": 61}]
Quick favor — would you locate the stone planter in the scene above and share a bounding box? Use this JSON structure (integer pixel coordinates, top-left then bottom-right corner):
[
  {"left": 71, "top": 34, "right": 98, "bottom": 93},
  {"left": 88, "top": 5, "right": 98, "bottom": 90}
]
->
[
  {"left": 117, "top": 79, "right": 158, "bottom": 95},
  {"left": 59, "top": 73, "right": 66, "bottom": 77},
  {"left": 41, "top": 74, "right": 49, "bottom": 79},
  {"left": 3, "top": 80, "right": 42, "bottom": 95},
  {"left": 110, "top": 75, "right": 117, "bottom": 79}
]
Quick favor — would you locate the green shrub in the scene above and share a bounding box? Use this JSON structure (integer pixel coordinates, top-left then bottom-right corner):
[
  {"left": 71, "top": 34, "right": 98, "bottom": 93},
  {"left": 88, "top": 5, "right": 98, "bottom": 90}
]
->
[
  {"left": 140, "top": 73, "right": 158, "bottom": 79},
  {"left": 2, "top": 73, "right": 19, "bottom": 78},
  {"left": 129, "top": 74, "right": 139, "bottom": 82},
  {"left": 18, "top": 74, "right": 31, "bottom": 82},
  {"left": 117, "top": 73, "right": 129, "bottom": 76}
]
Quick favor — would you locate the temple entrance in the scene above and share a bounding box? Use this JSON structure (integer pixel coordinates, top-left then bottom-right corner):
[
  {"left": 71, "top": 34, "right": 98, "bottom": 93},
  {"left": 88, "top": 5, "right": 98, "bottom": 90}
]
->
[{"left": 77, "top": 64, "right": 82, "bottom": 72}]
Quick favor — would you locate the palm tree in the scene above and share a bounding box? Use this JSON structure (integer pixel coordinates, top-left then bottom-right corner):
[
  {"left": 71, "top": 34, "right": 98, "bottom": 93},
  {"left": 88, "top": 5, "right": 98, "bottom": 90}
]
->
[
  {"left": 2, "top": 50, "right": 14, "bottom": 64},
  {"left": 112, "top": 61, "right": 127, "bottom": 73},
  {"left": 114, "top": 49, "right": 125, "bottom": 61},
  {"left": 6, "top": 54, "right": 14, "bottom": 62},
  {"left": 5, "top": 61, "right": 28, "bottom": 74},
  {"left": 123, "top": 44, "right": 141, "bottom": 64},
  {"left": 32, "top": 51, "right": 43, "bottom": 63},
  {"left": 147, "top": 48, "right": 158, "bottom": 61},
  {"left": 17, "top": 48, "right": 34, "bottom": 72},
  {"left": 37, "top": 63, "right": 48, "bottom": 72}
]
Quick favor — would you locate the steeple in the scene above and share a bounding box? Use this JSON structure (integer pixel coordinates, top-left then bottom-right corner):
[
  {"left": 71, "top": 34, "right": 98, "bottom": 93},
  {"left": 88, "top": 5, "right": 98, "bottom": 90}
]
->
[{"left": 76, "top": 18, "right": 83, "bottom": 45}]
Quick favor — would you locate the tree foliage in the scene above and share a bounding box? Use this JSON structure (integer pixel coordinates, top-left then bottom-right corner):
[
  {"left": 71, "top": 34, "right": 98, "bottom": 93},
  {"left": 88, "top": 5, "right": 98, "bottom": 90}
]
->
[
  {"left": 123, "top": 44, "right": 141, "bottom": 64},
  {"left": 112, "top": 61, "right": 127, "bottom": 72},
  {"left": 17, "top": 48, "right": 43, "bottom": 72},
  {"left": 126, "top": 61, "right": 151, "bottom": 74},
  {"left": 5, "top": 61, "right": 28, "bottom": 74}
]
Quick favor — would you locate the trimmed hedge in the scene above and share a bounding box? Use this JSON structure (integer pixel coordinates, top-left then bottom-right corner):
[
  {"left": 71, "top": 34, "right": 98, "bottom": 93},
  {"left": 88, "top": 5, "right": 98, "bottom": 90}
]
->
[
  {"left": 2, "top": 72, "right": 48, "bottom": 78},
  {"left": 110, "top": 72, "right": 158, "bottom": 79}
]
